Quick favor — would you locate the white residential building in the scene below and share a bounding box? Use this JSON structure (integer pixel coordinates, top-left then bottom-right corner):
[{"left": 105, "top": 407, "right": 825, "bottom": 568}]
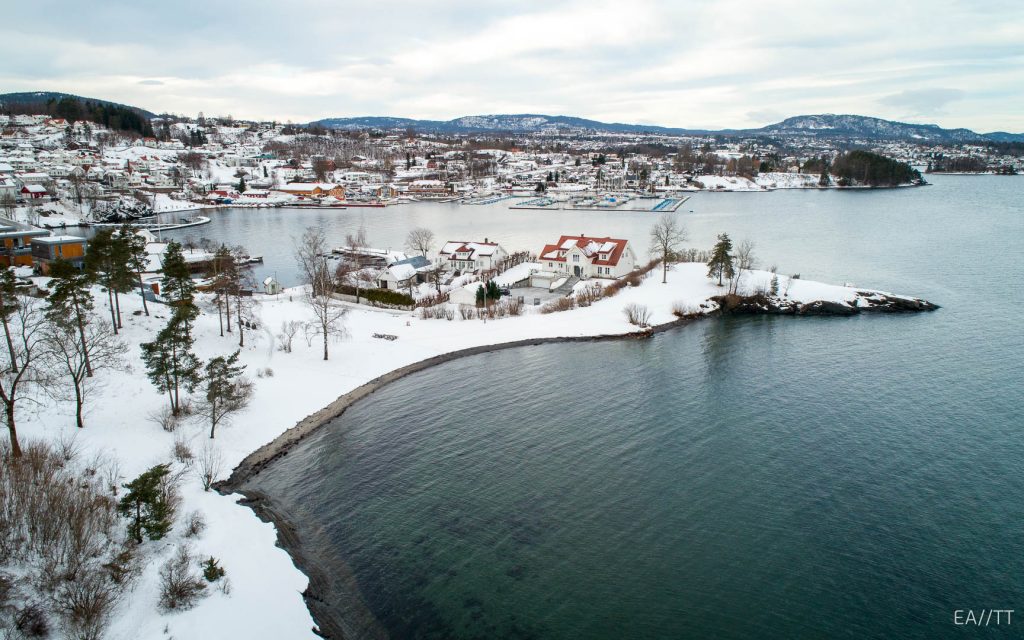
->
[
  {"left": 438, "top": 240, "right": 507, "bottom": 273},
  {"left": 537, "top": 234, "right": 636, "bottom": 280}
]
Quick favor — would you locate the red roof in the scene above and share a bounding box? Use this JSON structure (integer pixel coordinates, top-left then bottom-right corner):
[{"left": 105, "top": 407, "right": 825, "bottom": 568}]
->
[{"left": 539, "top": 235, "right": 629, "bottom": 266}]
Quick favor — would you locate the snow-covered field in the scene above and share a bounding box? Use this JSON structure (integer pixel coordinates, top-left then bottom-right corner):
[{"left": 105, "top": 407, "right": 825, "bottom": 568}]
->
[{"left": 18, "top": 263, "right": 922, "bottom": 639}]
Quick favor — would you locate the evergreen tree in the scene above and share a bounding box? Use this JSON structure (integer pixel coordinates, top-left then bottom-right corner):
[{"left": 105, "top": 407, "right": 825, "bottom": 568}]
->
[
  {"left": 161, "top": 241, "right": 198, "bottom": 336},
  {"left": 118, "top": 464, "right": 175, "bottom": 543},
  {"left": 0, "top": 269, "right": 18, "bottom": 373},
  {"left": 161, "top": 241, "right": 194, "bottom": 305},
  {"left": 475, "top": 284, "right": 485, "bottom": 307},
  {"left": 199, "top": 350, "right": 252, "bottom": 439},
  {"left": 486, "top": 280, "right": 501, "bottom": 301},
  {"left": 237, "top": 176, "right": 246, "bottom": 193},
  {"left": 46, "top": 259, "right": 96, "bottom": 377},
  {"left": 85, "top": 228, "right": 133, "bottom": 333},
  {"left": 122, "top": 224, "right": 150, "bottom": 316},
  {"left": 706, "top": 233, "right": 735, "bottom": 287},
  {"left": 140, "top": 313, "right": 202, "bottom": 416}
]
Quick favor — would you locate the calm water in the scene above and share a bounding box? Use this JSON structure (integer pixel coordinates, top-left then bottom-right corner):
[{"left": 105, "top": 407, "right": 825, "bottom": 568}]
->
[
  {"left": 243, "top": 176, "right": 1023, "bottom": 639},
  {"left": 156, "top": 178, "right": 1007, "bottom": 289}
]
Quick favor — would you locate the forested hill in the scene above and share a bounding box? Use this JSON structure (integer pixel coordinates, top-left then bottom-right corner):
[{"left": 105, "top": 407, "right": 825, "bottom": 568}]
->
[
  {"left": 829, "top": 150, "right": 923, "bottom": 187},
  {"left": 0, "top": 91, "right": 155, "bottom": 137}
]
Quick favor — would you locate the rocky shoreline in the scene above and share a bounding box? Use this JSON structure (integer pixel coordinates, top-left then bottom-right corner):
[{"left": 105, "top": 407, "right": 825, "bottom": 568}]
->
[
  {"left": 217, "top": 291, "right": 937, "bottom": 639},
  {"left": 713, "top": 290, "right": 940, "bottom": 316}
]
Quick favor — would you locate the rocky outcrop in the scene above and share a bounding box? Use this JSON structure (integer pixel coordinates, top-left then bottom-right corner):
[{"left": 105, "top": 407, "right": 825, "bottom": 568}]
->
[{"left": 712, "top": 292, "right": 939, "bottom": 317}]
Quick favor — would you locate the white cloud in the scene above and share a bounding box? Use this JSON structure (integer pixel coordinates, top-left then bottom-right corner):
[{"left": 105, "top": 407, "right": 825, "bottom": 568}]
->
[{"left": 1, "top": 0, "right": 1022, "bottom": 131}]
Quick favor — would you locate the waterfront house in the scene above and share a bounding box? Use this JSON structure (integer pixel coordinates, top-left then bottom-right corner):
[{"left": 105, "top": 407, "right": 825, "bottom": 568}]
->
[
  {"left": 438, "top": 240, "right": 508, "bottom": 274},
  {"left": 0, "top": 218, "right": 50, "bottom": 267},
  {"left": 30, "top": 235, "right": 88, "bottom": 273},
  {"left": 276, "top": 182, "right": 346, "bottom": 200},
  {"left": 537, "top": 234, "right": 636, "bottom": 280},
  {"left": 376, "top": 255, "right": 430, "bottom": 291}
]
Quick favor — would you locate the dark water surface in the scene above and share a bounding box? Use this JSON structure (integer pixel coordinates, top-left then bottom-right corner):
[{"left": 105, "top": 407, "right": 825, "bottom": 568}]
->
[{"left": 244, "top": 176, "right": 1023, "bottom": 639}]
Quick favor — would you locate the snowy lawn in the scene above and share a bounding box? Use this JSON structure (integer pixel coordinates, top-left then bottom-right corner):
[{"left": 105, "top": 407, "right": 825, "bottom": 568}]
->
[{"left": 17, "top": 262, "right": 920, "bottom": 639}]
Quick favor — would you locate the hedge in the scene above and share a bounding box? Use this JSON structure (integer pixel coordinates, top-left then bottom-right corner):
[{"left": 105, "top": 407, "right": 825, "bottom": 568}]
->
[{"left": 337, "top": 285, "right": 415, "bottom": 307}]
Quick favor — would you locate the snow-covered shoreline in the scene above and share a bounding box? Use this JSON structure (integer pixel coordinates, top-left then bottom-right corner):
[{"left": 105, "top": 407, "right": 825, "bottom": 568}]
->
[{"left": 18, "top": 263, "right": 936, "bottom": 639}]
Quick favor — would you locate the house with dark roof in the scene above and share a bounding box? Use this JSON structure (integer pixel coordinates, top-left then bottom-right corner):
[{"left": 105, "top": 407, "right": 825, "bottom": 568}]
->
[
  {"left": 537, "top": 234, "right": 636, "bottom": 280},
  {"left": 376, "top": 255, "right": 431, "bottom": 292}
]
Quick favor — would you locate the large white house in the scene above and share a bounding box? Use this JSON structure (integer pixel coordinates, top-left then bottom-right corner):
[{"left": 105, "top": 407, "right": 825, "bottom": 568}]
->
[
  {"left": 438, "top": 240, "right": 507, "bottom": 273},
  {"left": 537, "top": 234, "right": 636, "bottom": 279}
]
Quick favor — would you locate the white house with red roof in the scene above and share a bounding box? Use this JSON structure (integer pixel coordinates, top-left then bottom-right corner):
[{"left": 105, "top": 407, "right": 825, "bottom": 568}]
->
[
  {"left": 538, "top": 234, "right": 636, "bottom": 279},
  {"left": 438, "top": 239, "right": 507, "bottom": 273}
]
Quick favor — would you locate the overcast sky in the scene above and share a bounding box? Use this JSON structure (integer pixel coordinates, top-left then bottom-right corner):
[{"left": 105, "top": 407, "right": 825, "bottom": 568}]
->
[{"left": 2, "top": 0, "right": 1022, "bottom": 131}]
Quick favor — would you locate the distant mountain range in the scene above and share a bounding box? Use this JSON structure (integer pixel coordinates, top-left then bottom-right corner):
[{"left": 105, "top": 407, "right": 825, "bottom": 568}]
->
[
  {"left": 314, "top": 113, "right": 1024, "bottom": 144},
  {"left": 2, "top": 91, "right": 1020, "bottom": 144}
]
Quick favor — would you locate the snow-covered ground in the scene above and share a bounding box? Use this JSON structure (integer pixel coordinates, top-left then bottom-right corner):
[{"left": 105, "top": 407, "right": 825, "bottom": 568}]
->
[
  {"left": 17, "top": 263, "right": 925, "bottom": 639},
  {"left": 686, "top": 172, "right": 821, "bottom": 191}
]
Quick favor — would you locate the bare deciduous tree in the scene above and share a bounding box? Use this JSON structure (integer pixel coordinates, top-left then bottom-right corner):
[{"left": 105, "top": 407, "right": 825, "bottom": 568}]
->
[
  {"left": 729, "top": 239, "right": 757, "bottom": 295},
  {"left": 44, "top": 312, "right": 127, "bottom": 429},
  {"left": 405, "top": 227, "right": 435, "bottom": 257},
  {"left": 196, "top": 442, "right": 224, "bottom": 492},
  {"left": 296, "top": 227, "right": 348, "bottom": 360},
  {"left": 649, "top": 213, "right": 688, "bottom": 284},
  {"left": 0, "top": 295, "right": 50, "bottom": 457}
]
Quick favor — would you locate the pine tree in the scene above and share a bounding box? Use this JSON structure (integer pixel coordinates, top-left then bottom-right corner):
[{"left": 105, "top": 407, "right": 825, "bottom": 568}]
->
[
  {"left": 199, "top": 350, "right": 252, "bottom": 439},
  {"left": 122, "top": 224, "right": 150, "bottom": 316},
  {"left": 237, "top": 177, "right": 246, "bottom": 193},
  {"left": 706, "top": 233, "right": 735, "bottom": 287},
  {"left": 46, "top": 259, "right": 96, "bottom": 377},
  {"left": 486, "top": 280, "right": 501, "bottom": 301},
  {"left": 161, "top": 241, "right": 195, "bottom": 306},
  {"left": 140, "top": 313, "right": 202, "bottom": 416},
  {"left": 161, "top": 241, "right": 198, "bottom": 336},
  {"left": 0, "top": 269, "right": 18, "bottom": 373},
  {"left": 85, "top": 228, "right": 133, "bottom": 333},
  {"left": 118, "top": 464, "right": 175, "bottom": 543}
]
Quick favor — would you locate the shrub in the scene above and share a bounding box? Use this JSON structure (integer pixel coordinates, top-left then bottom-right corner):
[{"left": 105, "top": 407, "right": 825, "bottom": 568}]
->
[
  {"left": 184, "top": 511, "right": 206, "bottom": 538},
  {"left": 172, "top": 434, "right": 194, "bottom": 466},
  {"left": 202, "top": 557, "right": 226, "bottom": 583},
  {"left": 158, "top": 545, "right": 207, "bottom": 611},
  {"left": 0, "top": 440, "right": 132, "bottom": 639},
  {"left": 420, "top": 304, "right": 455, "bottom": 320},
  {"left": 502, "top": 298, "right": 524, "bottom": 317},
  {"left": 148, "top": 405, "right": 178, "bottom": 432},
  {"left": 196, "top": 443, "right": 223, "bottom": 492},
  {"left": 58, "top": 572, "right": 118, "bottom": 640},
  {"left": 575, "top": 283, "right": 603, "bottom": 307},
  {"left": 671, "top": 301, "right": 700, "bottom": 318},
  {"left": 540, "top": 297, "right": 576, "bottom": 314},
  {"left": 338, "top": 285, "right": 415, "bottom": 307},
  {"left": 103, "top": 547, "right": 139, "bottom": 586},
  {"left": 415, "top": 291, "right": 449, "bottom": 308},
  {"left": 458, "top": 305, "right": 477, "bottom": 320},
  {"left": 15, "top": 604, "right": 50, "bottom": 638},
  {"left": 623, "top": 303, "right": 652, "bottom": 327}
]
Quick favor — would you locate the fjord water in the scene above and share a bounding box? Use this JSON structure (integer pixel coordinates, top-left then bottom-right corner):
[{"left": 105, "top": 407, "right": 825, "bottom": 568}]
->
[{"left": 242, "top": 176, "right": 1023, "bottom": 639}]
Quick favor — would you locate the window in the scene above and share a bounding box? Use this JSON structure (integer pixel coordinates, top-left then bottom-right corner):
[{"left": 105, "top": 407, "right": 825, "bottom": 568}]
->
[
  {"left": 572, "top": 254, "right": 579, "bottom": 262},
  {"left": 548, "top": 262, "right": 553, "bottom": 267},
  {"left": 600, "top": 253, "right": 607, "bottom": 260}
]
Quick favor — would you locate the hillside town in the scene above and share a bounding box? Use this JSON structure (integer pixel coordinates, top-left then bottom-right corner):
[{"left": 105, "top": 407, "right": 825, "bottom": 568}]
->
[{"left": 2, "top": 106, "right": 1021, "bottom": 236}]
